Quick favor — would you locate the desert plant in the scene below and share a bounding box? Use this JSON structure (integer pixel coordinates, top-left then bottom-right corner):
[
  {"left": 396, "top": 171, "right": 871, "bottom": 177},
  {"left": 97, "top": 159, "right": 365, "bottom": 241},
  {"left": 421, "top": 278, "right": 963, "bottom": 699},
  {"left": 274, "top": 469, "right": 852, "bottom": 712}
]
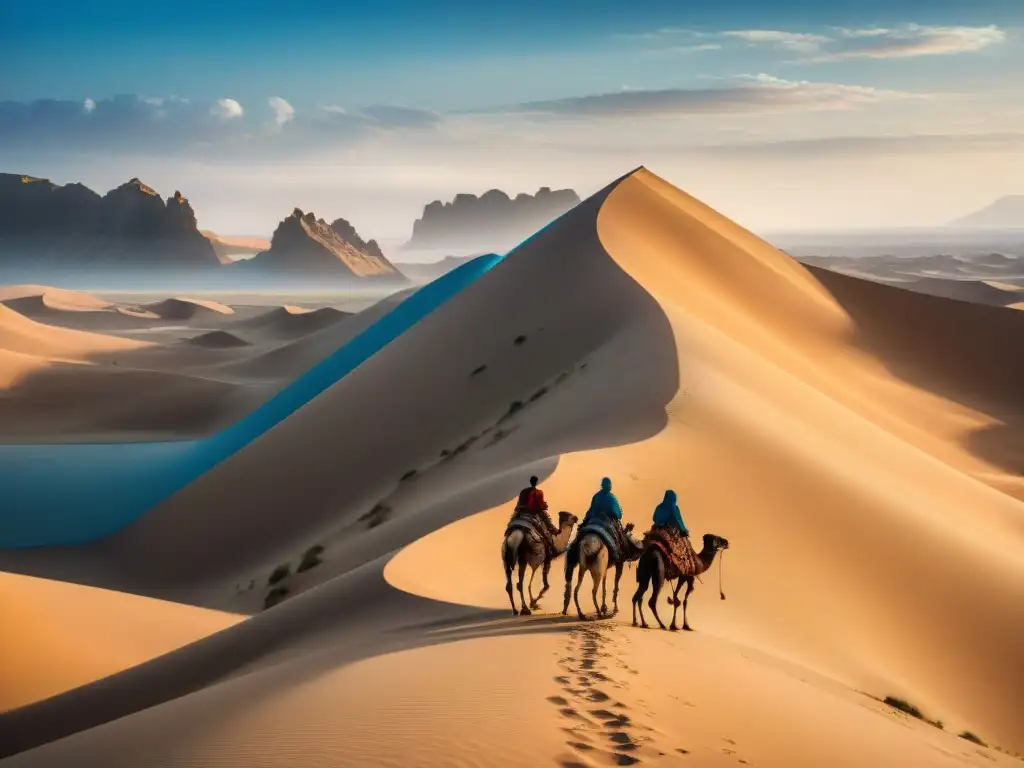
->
[
  {"left": 297, "top": 544, "right": 325, "bottom": 573},
  {"left": 264, "top": 586, "right": 289, "bottom": 609},
  {"left": 960, "top": 732, "right": 986, "bottom": 746},
  {"left": 267, "top": 563, "right": 291, "bottom": 586}
]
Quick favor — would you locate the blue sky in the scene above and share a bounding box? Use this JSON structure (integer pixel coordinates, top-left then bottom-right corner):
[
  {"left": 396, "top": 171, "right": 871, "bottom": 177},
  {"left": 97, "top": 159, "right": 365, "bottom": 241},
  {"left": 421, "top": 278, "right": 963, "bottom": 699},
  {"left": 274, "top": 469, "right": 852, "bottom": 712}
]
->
[{"left": 2, "top": 0, "right": 1023, "bottom": 238}]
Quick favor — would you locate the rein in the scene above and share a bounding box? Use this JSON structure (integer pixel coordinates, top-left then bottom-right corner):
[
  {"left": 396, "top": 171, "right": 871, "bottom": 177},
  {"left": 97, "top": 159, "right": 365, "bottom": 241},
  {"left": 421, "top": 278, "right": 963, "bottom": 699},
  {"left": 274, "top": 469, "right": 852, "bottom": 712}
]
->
[{"left": 718, "top": 548, "right": 726, "bottom": 600}]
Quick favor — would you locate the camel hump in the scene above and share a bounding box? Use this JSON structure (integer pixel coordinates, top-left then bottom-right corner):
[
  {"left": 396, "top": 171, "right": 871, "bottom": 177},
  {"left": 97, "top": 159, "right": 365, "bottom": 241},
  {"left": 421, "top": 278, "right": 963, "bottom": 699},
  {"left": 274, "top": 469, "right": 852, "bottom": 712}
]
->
[{"left": 578, "top": 519, "right": 625, "bottom": 562}]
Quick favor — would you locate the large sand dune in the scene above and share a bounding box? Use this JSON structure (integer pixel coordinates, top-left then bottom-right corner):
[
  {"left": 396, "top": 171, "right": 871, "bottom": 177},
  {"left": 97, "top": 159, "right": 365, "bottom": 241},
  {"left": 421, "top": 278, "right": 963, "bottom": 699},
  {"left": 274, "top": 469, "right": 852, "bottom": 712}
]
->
[{"left": 0, "top": 168, "right": 1021, "bottom": 766}]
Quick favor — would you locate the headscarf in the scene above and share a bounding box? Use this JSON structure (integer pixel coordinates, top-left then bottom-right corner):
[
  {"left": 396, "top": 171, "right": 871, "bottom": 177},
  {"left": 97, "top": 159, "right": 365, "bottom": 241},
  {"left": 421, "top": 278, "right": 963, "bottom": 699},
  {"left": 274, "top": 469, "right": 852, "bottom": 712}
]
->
[{"left": 654, "top": 489, "right": 678, "bottom": 519}]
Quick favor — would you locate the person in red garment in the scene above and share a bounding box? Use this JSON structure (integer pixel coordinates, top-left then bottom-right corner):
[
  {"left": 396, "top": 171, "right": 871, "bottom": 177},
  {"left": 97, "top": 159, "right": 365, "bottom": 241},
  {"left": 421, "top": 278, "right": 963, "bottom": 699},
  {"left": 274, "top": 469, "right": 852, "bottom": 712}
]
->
[{"left": 516, "top": 475, "right": 560, "bottom": 548}]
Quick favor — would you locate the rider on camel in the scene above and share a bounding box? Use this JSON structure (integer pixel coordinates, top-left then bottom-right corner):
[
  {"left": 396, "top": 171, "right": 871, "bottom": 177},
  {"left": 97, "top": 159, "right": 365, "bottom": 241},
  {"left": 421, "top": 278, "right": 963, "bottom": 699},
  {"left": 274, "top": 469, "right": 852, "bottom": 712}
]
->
[
  {"left": 516, "top": 475, "right": 559, "bottom": 543},
  {"left": 583, "top": 477, "right": 624, "bottom": 526},
  {"left": 651, "top": 489, "right": 688, "bottom": 536}
]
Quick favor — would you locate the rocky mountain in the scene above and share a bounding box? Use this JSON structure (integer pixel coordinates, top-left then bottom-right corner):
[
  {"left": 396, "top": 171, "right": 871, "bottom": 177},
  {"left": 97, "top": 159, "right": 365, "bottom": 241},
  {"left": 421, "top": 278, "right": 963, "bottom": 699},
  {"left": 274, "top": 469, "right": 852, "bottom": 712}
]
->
[
  {"left": 404, "top": 187, "right": 581, "bottom": 251},
  {"left": 394, "top": 255, "right": 479, "bottom": 283},
  {"left": 0, "top": 174, "right": 220, "bottom": 270},
  {"left": 239, "top": 209, "right": 404, "bottom": 281},
  {"left": 950, "top": 196, "right": 1024, "bottom": 229}
]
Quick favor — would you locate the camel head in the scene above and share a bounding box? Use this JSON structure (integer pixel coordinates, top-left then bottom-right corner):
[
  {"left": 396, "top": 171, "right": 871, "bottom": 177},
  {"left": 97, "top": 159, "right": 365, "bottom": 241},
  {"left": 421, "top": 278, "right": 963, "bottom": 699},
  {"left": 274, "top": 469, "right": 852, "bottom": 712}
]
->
[
  {"left": 557, "top": 511, "right": 579, "bottom": 530},
  {"left": 702, "top": 533, "right": 730, "bottom": 552}
]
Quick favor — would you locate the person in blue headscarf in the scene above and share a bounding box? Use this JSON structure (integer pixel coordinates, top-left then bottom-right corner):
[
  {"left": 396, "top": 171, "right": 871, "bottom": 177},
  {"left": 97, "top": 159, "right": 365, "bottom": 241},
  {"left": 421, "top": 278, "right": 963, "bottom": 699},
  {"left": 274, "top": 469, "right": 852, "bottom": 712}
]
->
[
  {"left": 652, "top": 490, "right": 688, "bottom": 536},
  {"left": 583, "top": 477, "right": 623, "bottom": 525}
]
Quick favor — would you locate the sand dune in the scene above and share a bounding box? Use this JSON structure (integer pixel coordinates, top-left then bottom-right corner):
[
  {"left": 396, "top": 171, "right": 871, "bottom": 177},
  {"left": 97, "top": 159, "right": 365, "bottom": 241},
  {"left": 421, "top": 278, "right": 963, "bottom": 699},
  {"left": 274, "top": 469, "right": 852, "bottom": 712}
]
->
[
  {"left": 144, "top": 297, "right": 235, "bottom": 321},
  {"left": 234, "top": 305, "right": 350, "bottom": 339},
  {"left": 0, "top": 303, "right": 148, "bottom": 360},
  {"left": 0, "top": 571, "right": 240, "bottom": 712},
  {"left": 185, "top": 330, "right": 251, "bottom": 349},
  {"left": 0, "top": 168, "right": 1021, "bottom": 766}
]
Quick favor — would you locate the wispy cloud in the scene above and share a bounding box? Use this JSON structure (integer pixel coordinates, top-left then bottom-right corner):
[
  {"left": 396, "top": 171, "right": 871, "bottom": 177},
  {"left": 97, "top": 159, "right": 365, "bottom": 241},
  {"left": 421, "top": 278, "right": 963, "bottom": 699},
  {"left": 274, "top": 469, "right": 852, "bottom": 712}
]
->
[
  {"left": 723, "top": 30, "right": 831, "bottom": 54},
  {"left": 630, "top": 24, "right": 1007, "bottom": 61},
  {"left": 820, "top": 24, "right": 1007, "bottom": 60},
  {"left": 510, "top": 74, "right": 921, "bottom": 118}
]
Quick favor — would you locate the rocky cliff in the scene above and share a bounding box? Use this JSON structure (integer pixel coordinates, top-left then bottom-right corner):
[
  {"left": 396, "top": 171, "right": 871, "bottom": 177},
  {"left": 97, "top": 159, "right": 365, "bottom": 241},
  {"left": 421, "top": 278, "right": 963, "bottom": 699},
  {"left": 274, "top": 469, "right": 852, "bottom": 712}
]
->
[
  {"left": 404, "top": 186, "right": 581, "bottom": 250},
  {"left": 240, "top": 209, "right": 403, "bottom": 281},
  {"left": 0, "top": 174, "right": 219, "bottom": 270}
]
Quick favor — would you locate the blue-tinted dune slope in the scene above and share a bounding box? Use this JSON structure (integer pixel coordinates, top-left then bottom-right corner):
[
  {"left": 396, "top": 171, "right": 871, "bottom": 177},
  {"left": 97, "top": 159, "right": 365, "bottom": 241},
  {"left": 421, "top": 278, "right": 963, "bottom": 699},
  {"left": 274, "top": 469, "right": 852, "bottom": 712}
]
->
[{"left": 0, "top": 254, "right": 504, "bottom": 549}]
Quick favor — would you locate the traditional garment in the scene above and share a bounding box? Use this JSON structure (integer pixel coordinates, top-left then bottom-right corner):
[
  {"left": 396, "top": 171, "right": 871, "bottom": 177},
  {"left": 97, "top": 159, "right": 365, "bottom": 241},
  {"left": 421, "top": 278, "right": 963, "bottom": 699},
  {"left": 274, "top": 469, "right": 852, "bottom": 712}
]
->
[
  {"left": 582, "top": 477, "right": 623, "bottom": 526},
  {"left": 651, "top": 490, "right": 688, "bottom": 536},
  {"left": 643, "top": 524, "right": 703, "bottom": 580},
  {"left": 510, "top": 483, "right": 558, "bottom": 555}
]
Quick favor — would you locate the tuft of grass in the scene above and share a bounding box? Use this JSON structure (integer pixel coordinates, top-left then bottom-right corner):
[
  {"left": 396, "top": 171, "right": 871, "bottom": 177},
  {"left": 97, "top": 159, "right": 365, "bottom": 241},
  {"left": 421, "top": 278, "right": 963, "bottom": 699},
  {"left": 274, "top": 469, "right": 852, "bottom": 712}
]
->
[
  {"left": 297, "top": 544, "right": 325, "bottom": 573},
  {"left": 960, "top": 732, "right": 986, "bottom": 746},
  {"left": 267, "top": 563, "right": 291, "bottom": 586},
  {"left": 470, "top": 364, "right": 487, "bottom": 377},
  {"left": 513, "top": 334, "right": 527, "bottom": 346},
  {"left": 498, "top": 400, "right": 524, "bottom": 424},
  {"left": 359, "top": 502, "right": 392, "bottom": 529},
  {"left": 882, "top": 697, "right": 943, "bottom": 729},
  {"left": 264, "top": 586, "right": 289, "bottom": 610},
  {"left": 399, "top": 469, "right": 417, "bottom": 482}
]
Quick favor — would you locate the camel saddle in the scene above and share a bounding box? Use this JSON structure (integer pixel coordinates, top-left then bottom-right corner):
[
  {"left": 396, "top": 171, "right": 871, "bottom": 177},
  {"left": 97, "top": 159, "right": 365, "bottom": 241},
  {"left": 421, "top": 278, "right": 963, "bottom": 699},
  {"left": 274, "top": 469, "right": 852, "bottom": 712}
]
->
[
  {"left": 575, "top": 518, "right": 627, "bottom": 563},
  {"left": 505, "top": 512, "right": 555, "bottom": 556},
  {"left": 643, "top": 525, "right": 702, "bottom": 581}
]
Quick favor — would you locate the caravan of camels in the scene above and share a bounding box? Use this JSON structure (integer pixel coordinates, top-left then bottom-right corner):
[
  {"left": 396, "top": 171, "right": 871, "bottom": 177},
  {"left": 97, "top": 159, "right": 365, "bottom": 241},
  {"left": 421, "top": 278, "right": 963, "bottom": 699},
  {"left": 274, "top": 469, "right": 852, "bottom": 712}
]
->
[{"left": 502, "top": 475, "right": 730, "bottom": 630}]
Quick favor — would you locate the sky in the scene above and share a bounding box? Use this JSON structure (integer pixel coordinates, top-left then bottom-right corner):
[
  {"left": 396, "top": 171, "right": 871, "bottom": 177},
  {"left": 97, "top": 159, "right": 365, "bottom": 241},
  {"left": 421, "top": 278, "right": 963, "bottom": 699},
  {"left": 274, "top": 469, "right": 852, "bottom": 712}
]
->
[{"left": 2, "top": 0, "right": 1023, "bottom": 242}]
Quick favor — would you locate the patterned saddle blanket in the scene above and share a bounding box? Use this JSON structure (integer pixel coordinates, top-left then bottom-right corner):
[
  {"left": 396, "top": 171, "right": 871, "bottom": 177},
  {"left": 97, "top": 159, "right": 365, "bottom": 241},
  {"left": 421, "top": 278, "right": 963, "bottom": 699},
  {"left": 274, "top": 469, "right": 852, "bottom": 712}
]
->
[
  {"left": 505, "top": 513, "right": 551, "bottom": 549},
  {"left": 643, "top": 525, "right": 703, "bottom": 581},
  {"left": 575, "top": 518, "right": 627, "bottom": 563}
]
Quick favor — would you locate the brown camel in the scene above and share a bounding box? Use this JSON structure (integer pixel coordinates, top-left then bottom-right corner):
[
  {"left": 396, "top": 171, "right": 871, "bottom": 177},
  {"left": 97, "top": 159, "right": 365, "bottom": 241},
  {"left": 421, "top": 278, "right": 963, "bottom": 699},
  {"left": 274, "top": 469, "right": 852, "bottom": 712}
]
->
[
  {"left": 561, "top": 522, "right": 644, "bottom": 620},
  {"left": 502, "top": 510, "right": 578, "bottom": 616},
  {"left": 632, "top": 533, "right": 729, "bottom": 631}
]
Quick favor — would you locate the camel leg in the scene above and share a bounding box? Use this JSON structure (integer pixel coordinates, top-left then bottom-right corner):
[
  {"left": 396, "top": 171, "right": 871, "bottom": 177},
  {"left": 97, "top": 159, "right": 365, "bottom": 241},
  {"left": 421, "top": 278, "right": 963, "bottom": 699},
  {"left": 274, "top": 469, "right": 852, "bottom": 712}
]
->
[
  {"left": 648, "top": 555, "right": 667, "bottom": 630},
  {"left": 632, "top": 564, "right": 650, "bottom": 628},
  {"left": 533, "top": 559, "right": 552, "bottom": 609},
  {"left": 669, "top": 578, "right": 687, "bottom": 631},
  {"left": 600, "top": 569, "right": 608, "bottom": 616},
  {"left": 682, "top": 578, "right": 696, "bottom": 631},
  {"left": 517, "top": 553, "right": 532, "bottom": 616},
  {"left": 503, "top": 545, "right": 518, "bottom": 616},
  {"left": 612, "top": 563, "right": 623, "bottom": 615},
  {"left": 562, "top": 558, "right": 574, "bottom": 616},
  {"left": 591, "top": 567, "right": 602, "bottom": 618},
  {"left": 527, "top": 566, "right": 538, "bottom": 610},
  {"left": 573, "top": 565, "right": 587, "bottom": 621}
]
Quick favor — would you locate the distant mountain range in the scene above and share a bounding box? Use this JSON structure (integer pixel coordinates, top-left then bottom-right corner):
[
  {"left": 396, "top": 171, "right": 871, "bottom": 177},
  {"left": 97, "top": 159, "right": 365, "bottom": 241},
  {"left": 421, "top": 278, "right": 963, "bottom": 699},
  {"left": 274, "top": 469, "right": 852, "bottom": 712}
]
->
[
  {"left": 404, "top": 187, "right": 580, "bottom": 251},
  {"left": 0, "top": 174, "right": 219, "bottom": 269},
  {"left": 950, "top": 195, "right": 1024, "bottom": 229}
]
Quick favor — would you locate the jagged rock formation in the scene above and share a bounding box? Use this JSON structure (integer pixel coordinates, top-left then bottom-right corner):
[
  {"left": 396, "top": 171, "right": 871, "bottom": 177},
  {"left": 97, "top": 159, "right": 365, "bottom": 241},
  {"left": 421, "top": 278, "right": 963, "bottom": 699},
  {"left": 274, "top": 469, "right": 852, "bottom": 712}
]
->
[
  {"left": 0, "top": 174, "right": 219, "bottom": 270},
  {"left": 404, "top": 187, "right": 581, "bottom": 250},
  {"left": 241, "top": 209, "right": 404, "bottom": 281}
]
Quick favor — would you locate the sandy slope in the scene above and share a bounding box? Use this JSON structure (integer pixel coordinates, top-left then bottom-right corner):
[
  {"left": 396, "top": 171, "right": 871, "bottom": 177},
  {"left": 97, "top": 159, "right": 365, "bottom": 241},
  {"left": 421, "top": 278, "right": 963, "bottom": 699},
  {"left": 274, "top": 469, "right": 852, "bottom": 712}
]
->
[
  {"left": 0, "top": 571, "right": 241, "bottom": 712},
  {"left": 1, "top": 169, "right": 1021, "bottom": 766}
]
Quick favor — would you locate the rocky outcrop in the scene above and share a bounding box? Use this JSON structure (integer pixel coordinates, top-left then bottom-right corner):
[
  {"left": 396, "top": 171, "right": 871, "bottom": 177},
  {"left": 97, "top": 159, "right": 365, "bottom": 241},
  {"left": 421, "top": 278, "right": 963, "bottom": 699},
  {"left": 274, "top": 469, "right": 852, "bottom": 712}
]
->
[
  {"left": 240, "top": 209, "right": 404, "bottom": 281},
  {"left": 404, "top": 186, "right": 581, "bottom": 250},
  {"left": 0, "top": 174, "right": 219, "bottom": 270}
]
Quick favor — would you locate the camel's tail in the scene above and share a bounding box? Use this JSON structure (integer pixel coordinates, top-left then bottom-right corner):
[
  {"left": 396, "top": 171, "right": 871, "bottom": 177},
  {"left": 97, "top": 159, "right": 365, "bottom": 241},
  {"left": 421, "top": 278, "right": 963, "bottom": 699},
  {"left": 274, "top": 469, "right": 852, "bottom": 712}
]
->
[{"left": 578, "top": 534, "right": 604, "bottom": 571}]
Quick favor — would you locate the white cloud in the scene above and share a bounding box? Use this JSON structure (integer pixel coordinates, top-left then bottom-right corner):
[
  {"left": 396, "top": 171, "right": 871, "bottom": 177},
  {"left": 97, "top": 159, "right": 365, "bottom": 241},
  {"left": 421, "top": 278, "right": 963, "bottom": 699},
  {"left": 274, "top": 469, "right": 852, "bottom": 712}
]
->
[
  {"left": 267, "top": 96, "right": 295, "bottom": 126},
  {"left": 821, "top": 24, "right": 1007, "bottom": 60},
  {"left": 724, "top": 30, "right": 831, "bottom": 53},
  {"left": 83, "top": 98, "right": 96, "bottom": 114},
  {"left": 211, "top": 98, "right": 244, "bottom": 119}
]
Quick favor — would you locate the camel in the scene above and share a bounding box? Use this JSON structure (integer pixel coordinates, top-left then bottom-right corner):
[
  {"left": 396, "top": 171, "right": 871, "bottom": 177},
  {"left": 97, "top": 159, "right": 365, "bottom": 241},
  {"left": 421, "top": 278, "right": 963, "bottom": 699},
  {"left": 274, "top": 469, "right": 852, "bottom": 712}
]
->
[
  {"left": 632, "top": 532, "right": 729, "bottom": 631},
  {"left": 502, "top": 510, "right": 579, "bottom": 616},
  {"left": 562, "top": 522, "right": 644, "bottom": 620}
]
